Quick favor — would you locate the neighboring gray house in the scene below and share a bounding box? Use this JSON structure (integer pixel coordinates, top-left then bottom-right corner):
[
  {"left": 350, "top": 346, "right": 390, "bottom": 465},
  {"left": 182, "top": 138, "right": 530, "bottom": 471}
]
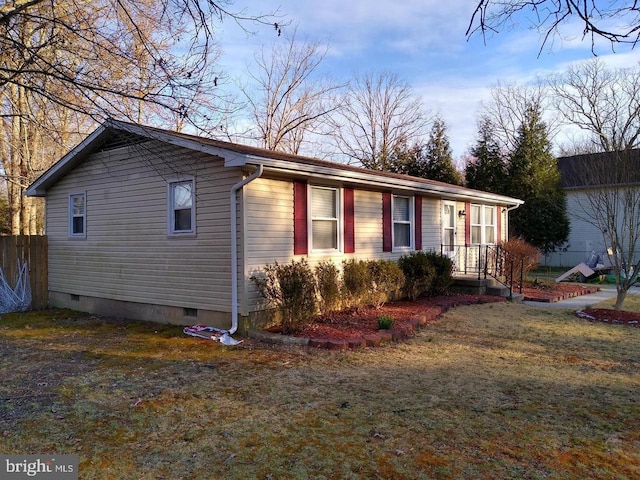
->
[
  {"left": 26, "top": 120, "right": 523, "bottom": 333},
  {"left": 545, "top": 149, "right": 640, "bottom": 267}
]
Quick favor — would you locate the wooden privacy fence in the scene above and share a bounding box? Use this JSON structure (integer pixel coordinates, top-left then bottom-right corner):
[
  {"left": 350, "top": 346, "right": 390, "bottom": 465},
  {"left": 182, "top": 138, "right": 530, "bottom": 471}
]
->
[{"left": 0, "top": 235, "right": 48, "bottom": 309}]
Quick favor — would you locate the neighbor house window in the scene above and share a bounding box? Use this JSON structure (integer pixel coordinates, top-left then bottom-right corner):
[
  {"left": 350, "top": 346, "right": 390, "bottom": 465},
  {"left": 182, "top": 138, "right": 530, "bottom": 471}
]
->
[
  {"left": 69, "top": 193, "right": 86, "bottom": 237},
  {"left": 393, "top": 195, "right": 413, "bottom": 249},
  {"left": 310, "top": 186, "right": 339, "bottom": 251},
  {"left": 470, "top": 204, "right": 496, "bottom": 244},
  {"left": 169, "top": 178, "right": 195, "bottom": 235}
]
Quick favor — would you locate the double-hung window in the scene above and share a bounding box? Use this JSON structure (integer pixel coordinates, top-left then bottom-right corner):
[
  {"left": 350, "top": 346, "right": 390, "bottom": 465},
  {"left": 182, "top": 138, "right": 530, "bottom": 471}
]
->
[
  {"left": 69, "top": 193, "right": 86, "bottom": 237},
  {"left": 169, "top": 178, "right": 195, "bottom": 235},
  {"left": 484, "top": 205, "right": 496, "bottom": 244},
  {"left": 470, "top": 204, "right": 496, "bottom": 244},
  {"left": 310, "top": 186, "right": 339, "bottom": 251},
  {"left": 393, "top": 195, "right": 412, "bottom": 249}
]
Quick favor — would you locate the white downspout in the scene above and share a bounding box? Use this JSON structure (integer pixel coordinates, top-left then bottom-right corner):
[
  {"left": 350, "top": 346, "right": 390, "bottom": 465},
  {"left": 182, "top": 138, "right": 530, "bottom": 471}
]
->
[
  {"left": 229, "top": 164, "right": 264, "bottom": 335},
  {"left": 505, "top": 204, "right": 521, "bottom": 240}
]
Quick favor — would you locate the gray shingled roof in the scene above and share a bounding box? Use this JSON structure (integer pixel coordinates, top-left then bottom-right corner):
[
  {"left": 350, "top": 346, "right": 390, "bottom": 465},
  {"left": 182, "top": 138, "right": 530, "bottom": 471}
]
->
[{"left": 557, "top": 149, "right": 640, "bottom": 189}]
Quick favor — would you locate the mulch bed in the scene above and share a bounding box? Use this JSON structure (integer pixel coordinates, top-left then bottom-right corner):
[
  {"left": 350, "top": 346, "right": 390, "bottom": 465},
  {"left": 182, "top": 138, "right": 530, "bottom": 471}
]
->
[
  {"left": 266, "top": 294, "right": 507, "bottom": 350},
  {"left": 521, "top": 282, "right": 600, "bottom": 302},
  {"left": 263, "top": 282, "right": 637, "bottom": 350},
  {"left": 576, "top": 308, "right": 640, "bottom": 327}
]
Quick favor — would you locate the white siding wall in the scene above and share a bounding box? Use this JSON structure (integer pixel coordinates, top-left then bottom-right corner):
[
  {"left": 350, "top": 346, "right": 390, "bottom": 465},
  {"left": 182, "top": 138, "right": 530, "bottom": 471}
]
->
[
  {"left": 46, "top": 141, "right": 241, "bottom": 313},
  {"left": 565, "top": 191, "right": 607, "bottom": 251},
  {"left": 422, "top": 197, "right": 442, "bottom": 251},
  {"left": 544, "top": 190, "right": 611, "bottom": 266}
]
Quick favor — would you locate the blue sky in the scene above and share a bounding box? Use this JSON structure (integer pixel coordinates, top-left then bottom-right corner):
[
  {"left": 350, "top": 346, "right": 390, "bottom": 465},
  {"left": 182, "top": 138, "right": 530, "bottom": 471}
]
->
[{"left": 216, "top": 1, "right": 640, "bottom": 158}]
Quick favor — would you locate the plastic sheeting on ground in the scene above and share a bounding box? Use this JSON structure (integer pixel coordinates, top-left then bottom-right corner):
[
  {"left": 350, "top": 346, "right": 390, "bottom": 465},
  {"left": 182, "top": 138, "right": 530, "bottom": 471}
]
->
[{"left": 0, "top": 260, "right": 31, "bottom": 314}]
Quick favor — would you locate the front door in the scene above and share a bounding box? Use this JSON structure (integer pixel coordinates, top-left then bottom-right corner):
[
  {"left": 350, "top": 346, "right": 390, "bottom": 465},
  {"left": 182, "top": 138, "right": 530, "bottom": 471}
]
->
[{"left": 442, "top": 201, "right": 456, "bottom": 259}]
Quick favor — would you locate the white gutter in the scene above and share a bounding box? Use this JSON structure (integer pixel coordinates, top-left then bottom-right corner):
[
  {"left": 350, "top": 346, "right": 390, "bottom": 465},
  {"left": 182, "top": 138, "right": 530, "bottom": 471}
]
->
[
  {"left": 504, "top": 204, "right": 522, "bottom": 240},
  {"left": 228, "top": 164, "right": 264, "bottom": 335},
  {"left": 229, "top": 160, "right": 524, "bottom": 207}
]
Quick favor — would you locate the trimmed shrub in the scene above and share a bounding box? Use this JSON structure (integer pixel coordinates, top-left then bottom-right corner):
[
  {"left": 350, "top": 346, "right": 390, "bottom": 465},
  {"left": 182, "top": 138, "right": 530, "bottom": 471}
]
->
[
  {"left": 501, "top": 237, "right": 540, "bottom": 287},
  {"left": 250, "top": 259, "right": 317, "bottom": 334},
  {"left": 315, "top": 260, "right": 342, "bottom": 315},
  {"left": 367, "top": 259, "right": 405, "bottom": 308},
  {"left": 425, "top": 251, "right": 454, "bottom": 295},
  {"left": 398, "top": 252, "right": 437, "bottom": 300},
  {"left": 342, "top": 259, "right": 372, "bottom": 308}
]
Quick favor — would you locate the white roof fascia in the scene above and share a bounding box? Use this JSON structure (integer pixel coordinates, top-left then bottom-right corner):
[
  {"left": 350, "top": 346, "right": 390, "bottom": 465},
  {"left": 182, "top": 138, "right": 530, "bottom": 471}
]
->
[
  {"left": 25, "top": 123, "right": 110, "bottom": 196},
  {"left": 234, "top": 156, "right": 523, "bottom": 206},
  {"left": 108, "top": 119, "right": 250, "bottom": 165},
  {"left": 108, "top": 121, "right": 523, "bottom": 206}
]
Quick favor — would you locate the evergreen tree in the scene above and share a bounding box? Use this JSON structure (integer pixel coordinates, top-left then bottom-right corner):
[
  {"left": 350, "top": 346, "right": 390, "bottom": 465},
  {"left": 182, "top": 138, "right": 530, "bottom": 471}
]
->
[
  {"left": 413, "top": 117, "right": 462, "bottom": 185},
  {"left": 388, "top": 141, "right": 426, "bottom": 176},
  {"left": 466, "top": 116, "right": 507, "bottom": 193},
  {"left": 506, "top": 105, "right": 569, "bottom": 253}
]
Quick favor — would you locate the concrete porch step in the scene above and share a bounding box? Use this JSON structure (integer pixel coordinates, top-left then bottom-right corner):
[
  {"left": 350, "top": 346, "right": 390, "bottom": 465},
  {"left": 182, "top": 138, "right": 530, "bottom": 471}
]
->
[
  {"left": 451, "top": 275, "right": 520, "bottom": 302},
  {"left": 486, "top": 285, "right": 510, "bottom": 297}
]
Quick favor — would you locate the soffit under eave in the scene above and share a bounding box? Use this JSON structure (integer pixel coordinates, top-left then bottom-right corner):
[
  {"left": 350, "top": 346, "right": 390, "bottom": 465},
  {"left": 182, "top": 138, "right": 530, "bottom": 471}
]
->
[
  {"left": 251, "top": 164, "right": 522, "bottom": 207},
  {"left": 25, "top": 127, "right": 116, "bottom": 196}
]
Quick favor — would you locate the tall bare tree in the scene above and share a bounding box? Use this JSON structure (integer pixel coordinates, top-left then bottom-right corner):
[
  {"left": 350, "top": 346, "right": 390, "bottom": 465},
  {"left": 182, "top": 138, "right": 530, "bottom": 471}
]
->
[
  {"left": 0, "top": 0, "right": 277, "bottom": 123},
  {"left": 548, "top": 59, "right": 640, "bottom": 152},
  {"left": 479, "top": 81, "right": 560, "bottom": 154},
  {"left": 559, "top": 150, "right": 640, "bottom": 309},
  {"left": 329, "top": 71, "right": 429, "bottom": 170},
  {"left": 467, "top": 1, "right": 640, "bottom": 51},
  {"left": 0, "top": 0, "right": 278, "bottom": 233},
  {"left": 239, "top": 29, "right": 342, "bottom": 154}
]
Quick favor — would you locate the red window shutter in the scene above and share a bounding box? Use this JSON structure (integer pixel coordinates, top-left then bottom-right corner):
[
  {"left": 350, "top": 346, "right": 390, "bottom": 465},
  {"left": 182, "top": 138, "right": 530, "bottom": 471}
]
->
[
  {"left": 464, "top": 202, "right": 471, "bottom": 245},
  {"left": 293, "top": 181, "right": 308, "bottom": 255},
  {"left": 382, "top": 193, "right": 392, "bottom": 252},
  {"left": 344, "top": 188, "right": 355, "bottom": 253},
  {"left": 414, "top": 196, "right": 422, "bottom": 250},
  {"left": 496, "top": 205, "right": 502, "bottom": 243}
]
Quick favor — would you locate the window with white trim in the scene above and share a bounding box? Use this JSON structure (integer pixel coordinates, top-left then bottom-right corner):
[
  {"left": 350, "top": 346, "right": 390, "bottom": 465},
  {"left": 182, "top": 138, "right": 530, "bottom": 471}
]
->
[
  {"left": 69, "top": 193, "right": 86, "bottom": 237},
  {"left": 310, "top": 186, "right": 339, "bottom": 251},
  {"left": 393, "top": 195, "right": 413, "bottom": 249},
  {"left": 484, "top": 205, "right": 496, "bottom": 244},
  {"left": 168, "top": 179, "right": 195, "bottom": 235},
  {"left": 470, "top": 204, "right": 496, "bottom": 244}
]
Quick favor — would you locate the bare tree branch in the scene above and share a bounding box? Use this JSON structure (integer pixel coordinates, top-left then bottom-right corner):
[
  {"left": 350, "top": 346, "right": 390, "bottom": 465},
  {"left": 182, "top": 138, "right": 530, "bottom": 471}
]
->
[
  {"left": 479, "top": 81, "right": 560, "bottom": 154},
  {"left": 329, "top": 71, "right": 430, "bottom": 170},
  {"left": 467, "top": 1, "right": 640, "bottom": 52},
  {"left": 548, "top": 59, "right": 640, "bottom": 151},
  {"left": 238, "top": 28, "right": 343, "bottom": 154}
]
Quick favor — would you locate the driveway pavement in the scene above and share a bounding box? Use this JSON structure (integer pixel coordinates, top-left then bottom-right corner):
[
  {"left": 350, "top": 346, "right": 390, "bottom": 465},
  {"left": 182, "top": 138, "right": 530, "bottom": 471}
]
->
[{"left": 523, "top": 284, "right": 640, "bottom": 309}]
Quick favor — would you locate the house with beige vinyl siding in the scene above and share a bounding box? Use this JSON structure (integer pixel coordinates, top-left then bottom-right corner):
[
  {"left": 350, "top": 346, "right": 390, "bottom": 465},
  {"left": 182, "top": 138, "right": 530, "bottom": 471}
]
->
[{"left": 26, "top": 120, "right": 523, "bottom": 333}]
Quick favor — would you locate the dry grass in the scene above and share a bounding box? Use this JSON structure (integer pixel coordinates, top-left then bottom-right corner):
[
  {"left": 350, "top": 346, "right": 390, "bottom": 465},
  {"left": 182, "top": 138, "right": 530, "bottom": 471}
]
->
[
  {"left": 593, "top": 291, "right": 640, "bottom": 312},
  {"left": 1, "top": 306, "right": 639, "bottom": 479}
]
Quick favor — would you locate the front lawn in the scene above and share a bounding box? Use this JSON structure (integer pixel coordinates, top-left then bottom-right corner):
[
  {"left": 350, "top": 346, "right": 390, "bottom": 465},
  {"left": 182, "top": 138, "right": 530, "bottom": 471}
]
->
[{"left": 1, "top": 306, "right": 639, "bottom": 479}]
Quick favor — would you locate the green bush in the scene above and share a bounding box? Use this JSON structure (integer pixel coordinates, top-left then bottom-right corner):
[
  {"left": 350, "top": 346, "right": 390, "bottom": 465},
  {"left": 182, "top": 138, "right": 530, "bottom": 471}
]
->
[
  {"left": 398, "top": 252, "right": 437, "bottom": 300},
  {"left": 399, "top": 251, "right": 454, "bottom": 299},
  {"left": 367, "top": 259, "right": 405, "bottom": 308},
  {"left": 425, "top": 251, "right": 454, "bottom": 295},
  {"left": 377, "top": 314, "right": 394, "bottom": 330},
  {"left": 315, "top": 260, "right": 342, "bottom": 315},
  {"left": 250, "top": 259, "right": 317, "bottom": 334},
  {"left": 342, "top": 259, "right": 372, "bottom": 308}
]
